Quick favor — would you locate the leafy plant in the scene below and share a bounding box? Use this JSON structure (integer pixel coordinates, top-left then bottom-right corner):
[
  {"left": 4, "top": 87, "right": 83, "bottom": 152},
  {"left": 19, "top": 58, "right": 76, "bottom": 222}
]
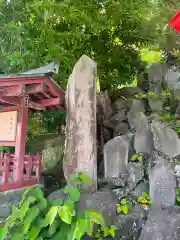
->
[
  {"left": 137, "top": 192, "right": 152, "bottom": 209},
  {"left": 116, "top": 199, "right": 129, "bottom": 215},
  {"left": 0, "top": 173, "right": 116, "bottom": 240},
  {"left": 93, "top": 225, "right": 117, "bottom": 239},
  {"left": 176, "top": 188, "right": 180, "bottom": 206},
  {"left": 131, "top": 153, "right": 143, "bottom": 162}
]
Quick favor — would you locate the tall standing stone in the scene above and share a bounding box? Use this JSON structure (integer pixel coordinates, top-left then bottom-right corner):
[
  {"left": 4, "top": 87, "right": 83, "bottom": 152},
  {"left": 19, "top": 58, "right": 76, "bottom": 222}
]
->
[
  {"left": 63, "top": 55, "right": 97, "bottom": 191},
  {"left": 149, "top": 160, "right": 176, "bottom": 207}
]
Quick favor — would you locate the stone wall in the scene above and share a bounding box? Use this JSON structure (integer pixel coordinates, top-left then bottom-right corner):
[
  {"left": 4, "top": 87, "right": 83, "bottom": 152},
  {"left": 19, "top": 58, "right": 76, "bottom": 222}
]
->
[{"left": 49, "top": 58, "right": 180, "bottom": 240}]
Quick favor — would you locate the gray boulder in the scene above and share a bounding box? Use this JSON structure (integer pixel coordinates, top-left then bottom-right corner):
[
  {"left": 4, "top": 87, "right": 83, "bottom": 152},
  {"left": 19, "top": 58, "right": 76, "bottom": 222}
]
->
[
  {"left": 151, "top": 120, "right": 180, "bottom": 157},
  {"left": 78, "top": 190, "right": 118, "bottom": 226},
  {"left": 134, "top": 113, "right": 154, "bottom": 154},
  {"left": 149, "top": 162, "right": 176, "bottom": 207},
  {"left": 103, "top": 136, "right": 129, "bottom": 178},
  {"left": 139, "top": 207, "right": 180, "bottom": 240},
  {"left": 115, "top": 205, "right": 147, "bottom": 240}
]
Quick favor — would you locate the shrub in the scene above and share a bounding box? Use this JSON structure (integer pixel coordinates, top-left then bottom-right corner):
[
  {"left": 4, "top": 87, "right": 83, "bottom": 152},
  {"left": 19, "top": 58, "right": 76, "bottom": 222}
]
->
[{"left": 0, "top": 173, "right": 116, "bottom": 240}]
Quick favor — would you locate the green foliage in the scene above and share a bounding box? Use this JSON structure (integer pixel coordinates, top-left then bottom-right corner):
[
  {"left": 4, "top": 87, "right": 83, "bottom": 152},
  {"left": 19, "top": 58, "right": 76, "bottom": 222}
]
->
[
  {"left": 116, "top": 198, "right": 129, "bottom": 215},
  {"left": 137, "top": 192, "right": 152, "bottom": 208},
  {"left": 0, "top": 146, "right": 11, "bottom": 152},
  {"left": 159, "top": 112, "right": 180, "bottom": 134},
  {"left": 176, "top": 188, "right": 180, "bottom": 206},
  {"left": 131, "top": 153, "right": 144, "bottom": 162},
  {"left": 93, "top": 225, "right": 117, "bottom": 239},
  {"left": 0, "top": 0, "right": 179, "bottom": 90},
  {"left": 135, "top": 89, "right": 171, "bottom": 101},
  {"left": 0, "top": 173, "right": 117, "bottom": 240}
]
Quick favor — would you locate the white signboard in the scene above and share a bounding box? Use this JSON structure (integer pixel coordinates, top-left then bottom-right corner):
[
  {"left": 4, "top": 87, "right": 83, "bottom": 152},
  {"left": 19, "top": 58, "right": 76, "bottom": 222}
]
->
[{"left": 0, "top": 111, "right": 18, "bottom": 142}]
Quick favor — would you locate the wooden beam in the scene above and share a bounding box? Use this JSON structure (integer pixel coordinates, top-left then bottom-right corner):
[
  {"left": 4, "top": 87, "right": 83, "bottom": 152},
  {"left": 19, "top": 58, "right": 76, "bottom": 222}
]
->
[
  {"left": 1, "top": 85, "right": 25, "bottom": 97},
  {"left": 46, "top": 78, "right": 64, "bottom": 97},
  {"left": 0, "top": 77, "right": 45, "bottom": 87},
  {"left": 28, "top": 101, "right": 45, "bottom": 110},
  {"left": 25, "top": 82, "right": 47, "bottom": 94},
  {"left": 0, "top": 96, "right": 21, "bottom": 106},
  {"left": 37, "top": 98, "right": 61, "bottom": 107},
  {"left": 0, "top": 83, "right": 48, "bottom": 97}
]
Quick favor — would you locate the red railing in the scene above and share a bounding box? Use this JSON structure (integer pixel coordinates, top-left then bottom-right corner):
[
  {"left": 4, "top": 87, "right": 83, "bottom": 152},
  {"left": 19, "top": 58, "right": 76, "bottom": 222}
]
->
[{"left": 0, "top": 153, "right": 41, "bottom": 192}]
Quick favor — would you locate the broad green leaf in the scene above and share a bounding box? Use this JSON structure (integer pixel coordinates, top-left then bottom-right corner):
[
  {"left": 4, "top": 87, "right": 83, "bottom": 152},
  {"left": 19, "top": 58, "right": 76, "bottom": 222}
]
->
[
  {"left": 176, "top": 188, "right": 180, "bottom": 195},
  {"left": 22, "top": 206, "right": 40, "bottom": 233},
  {"left": 51, "top": 224, "right": 70, "bottom": 240},
  {"left": 58, "top": 205, "right": 72, "bottom": 224},
  {"left": 0, "top": 227, "right": 8, "bottom": 240},
  {"left": 138, "top": 155, "right": 143, "bottom": 161},
  {"left": 48, "top": 220, "right": 59, "bottom": 237},
  {"left": 32, "top": 187, "right": 44, "bottom": 200},
  {"left": 28, "top": 226, "right": 41, "bottom": 240},
  {"left": 51, "top": 230, "right": 67, "bottom": 240},
  {"left": 71, "top": 173, "right": 82, "bottom": 184},
  {"left": 67, "top": 222, "right": 76, "bottom": 240},
  {"left": 64, "top": 185, "right": 80, "bottom": 202},
  {"left": 109, "top": 226, "right": 117, "bottom": 238},
  {"left": 45, "top": 206, "right": 58, "bottom": 226},
  {"left": 85, "top": 209, "right": 105, "bottom": 228},
  {"left": 85, "top": 218, "right": 93, "bottom": 236},
  {"left": 19, "top": 196, "right": 36, "bottom": 220},
  {"left": 22, "top": 187, "right": 33, "bottom": 197},
  {"left": 142, "top": 192, "right": 148, "bottom": 198},
  {"left": 95, "top": 231, "right": 101, "bottom": 238},
  {"left": 131, "top": 155, "right": 137, "bottom": 161},
  {"left": 22, "top": 221, "right": 31, "bottom": 234},
  {"left": 11, "top": 232, "right": 25, "bottom": 240},
  {"left": 138, "top": 196, "right": 147, "bottom": 204},
  {"left": 73, "top": 219, "right": 87, "bottom": 240},
  {"left": 19, "top": 187, "right": 33, "bottom": 207},
  {"left": 121, "top": 205, "right": 129, "bottom": 215},
  {"left": 177, "top": 197, "right": 180, "bottom": 202},
  {"left": 103, "top": 227, "right": 110, "bottom": 237},
  {"left": 11, "top": 205, "right": 20, "bottom": 219},
  {"left": 64, "top": 199, "right": 76, "bottom": 216},
  {"left": 116, "top": 204, "right": 122, "bottom": 214},
  {"left": 38, "top": 198, "right": 48, "bottom": 211},
  {"left": 120, "top": 199, "right": 127, "bottom": 205},
  {"left": 79, "top": 173, "right": 92, "bottom": 185}
]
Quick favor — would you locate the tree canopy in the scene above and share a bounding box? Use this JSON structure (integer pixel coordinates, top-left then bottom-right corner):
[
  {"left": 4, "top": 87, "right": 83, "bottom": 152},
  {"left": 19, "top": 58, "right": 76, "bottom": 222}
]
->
[
  {"left": 0, "top": 0, "right": 180, "bottom": 90},
  {"left": 0, "top": 0, "right": 180, "bottom": 140}
]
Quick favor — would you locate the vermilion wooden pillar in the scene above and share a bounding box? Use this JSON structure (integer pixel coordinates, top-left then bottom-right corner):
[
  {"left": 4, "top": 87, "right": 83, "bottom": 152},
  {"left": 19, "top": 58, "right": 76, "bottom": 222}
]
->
[{"left": 14, "top": 96, "right": 29, "bottom": 182}]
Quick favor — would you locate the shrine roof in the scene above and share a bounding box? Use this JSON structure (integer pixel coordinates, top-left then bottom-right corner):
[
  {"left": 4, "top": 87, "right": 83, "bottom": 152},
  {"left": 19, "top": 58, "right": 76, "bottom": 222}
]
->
[
  {"left": 0, "top": 62, "right": 65, "bottom": 110},
  {"left": 0, "top": 74, "right": 65, "bottom": 111}
]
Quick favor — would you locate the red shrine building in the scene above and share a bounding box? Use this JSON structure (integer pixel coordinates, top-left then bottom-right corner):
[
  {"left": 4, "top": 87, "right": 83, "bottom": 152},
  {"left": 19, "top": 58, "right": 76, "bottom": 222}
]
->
[{"left": 0, "top": 62, "right": 65, "bottom": 192}]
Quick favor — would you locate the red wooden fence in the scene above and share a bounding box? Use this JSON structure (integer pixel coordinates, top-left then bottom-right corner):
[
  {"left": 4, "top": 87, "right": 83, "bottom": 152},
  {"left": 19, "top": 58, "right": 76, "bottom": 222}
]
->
[{"left": 0, "top": 153, "right": 40, "bottom": 192}]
